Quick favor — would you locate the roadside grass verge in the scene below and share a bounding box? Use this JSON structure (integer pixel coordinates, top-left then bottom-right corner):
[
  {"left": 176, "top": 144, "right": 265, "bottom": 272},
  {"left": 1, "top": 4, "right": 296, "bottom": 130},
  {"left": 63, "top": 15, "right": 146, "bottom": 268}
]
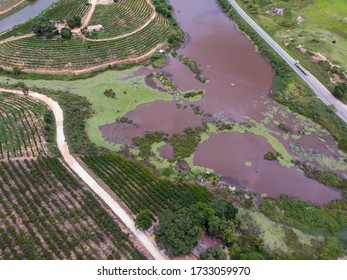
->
[{"left": 217, "top": 0, "right": 347, "bottom": 153}]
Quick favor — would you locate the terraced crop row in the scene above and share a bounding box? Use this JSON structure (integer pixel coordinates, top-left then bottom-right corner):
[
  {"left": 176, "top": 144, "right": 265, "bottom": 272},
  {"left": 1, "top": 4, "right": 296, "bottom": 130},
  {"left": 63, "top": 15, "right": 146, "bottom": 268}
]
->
[
  {"left": 0, "top": 0, "right": 90, "bottom": 40},
  {"left": 89, "top": 0, "right": 153, "bottom": 38},
  {"left": 0, "top": 92, "right": 49, "bottom": 160},
  {"left": 0, "top": 15, "right": 169, "bottom": 70},
  {"left": 44, "top": 0, "right": 90, "bottom": 21},
  {"left": 82, "top": 154, "right": 201, "bottom": 218},
  {"left": 0, "top": 157, "right": 146, "bottom": 260}
]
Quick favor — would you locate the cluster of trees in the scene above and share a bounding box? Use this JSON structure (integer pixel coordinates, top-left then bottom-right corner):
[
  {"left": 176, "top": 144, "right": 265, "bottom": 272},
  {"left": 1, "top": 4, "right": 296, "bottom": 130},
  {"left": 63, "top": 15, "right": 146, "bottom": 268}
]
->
[
  {"left": 332, "top": 83, "right": 347, "bottom": 102},
  {"left": 32, "top": 15, "right": 81, "bottom": 39},
  {"left": 152, "top": 0, "right": 173, "bottom": 19},
  {"left": 154, "top": 197, "right": 238, "bottom": 257},
  {"left": 33, "top": 16, "right": 55, "bottom": 37},
  {"left": 170, "top": 126, "right": 206, "bottom": 159},
  {"left": 67, "top": 16, "right": 81, "bottom": 29},
  {"left": 152, "top": 0, "right": 184, "bottom": 49},
  {"left": 239, "top": 0, "right": 272, "bottom": 14}
]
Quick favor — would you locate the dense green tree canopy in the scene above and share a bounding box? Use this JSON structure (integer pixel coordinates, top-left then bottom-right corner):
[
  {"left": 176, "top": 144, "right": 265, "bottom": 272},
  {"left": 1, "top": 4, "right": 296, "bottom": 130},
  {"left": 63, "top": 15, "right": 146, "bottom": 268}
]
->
[
  {"left": 135, "top": 210, "right": 152, "bottom": 230},
  {"left": 67, "top": 16, "right": 82, "bottom": 28},
  {"left": 332, "top": 83, "right": 347, "bottom": 100},
  {"left": 200, "top": 247, "right": 227, "bottom": 260},
  {"left": 33, "top": 16, "right": 55, "bottom": 36},
  {"left": 60, "top": 27, "right": 72, "bottom": 40},
  {"left": 154, "top": 210, "right": 203, "bottom": 256},
  {"left": 210, "top": 197, "right": 238, "bottom": 220}
]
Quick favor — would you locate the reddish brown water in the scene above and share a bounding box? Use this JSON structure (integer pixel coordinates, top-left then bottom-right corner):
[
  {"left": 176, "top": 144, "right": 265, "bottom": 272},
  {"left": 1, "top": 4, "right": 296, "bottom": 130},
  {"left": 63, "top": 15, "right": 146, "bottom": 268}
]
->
[
  {"left": 100, "top": 0, "right": 342, "bottom": 203},
  {"left": 194, "top": 133, "right": 341, "bottom": 204},
  {"left": 158, "top": 143, "right": 174, "bottom": 159},
  {"left": 101, "top": 100, "right": 203, "bottom": 144},
  {"left": 162, "top": 0, "right": 274, "bottom": 121}
]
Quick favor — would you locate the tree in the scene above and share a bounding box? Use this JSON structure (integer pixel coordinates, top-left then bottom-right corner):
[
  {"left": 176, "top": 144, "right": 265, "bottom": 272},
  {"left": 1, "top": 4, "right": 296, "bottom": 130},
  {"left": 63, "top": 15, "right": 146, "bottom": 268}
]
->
[
  {"left": 33, "top": 16, "right": 55, "bottom": 37},
  {"left": 207, "top": 215, "right": 224, "bottom": 236},
  {"left": 103, "top": 89, "right": 116, "bottom": 98},
  {"left": 200, "top": 247, "right": 227, "bottom": 260},
  {"left": 135, "top": 210, "right": 152, "bottom": 230},
  {"left": 240, "top": 252, "right": 265, "bottom": 260},
  {"left": 264, "top": 151, "right": 277, "bottom": 161},
  {"left": 210, "top": 197, "right": 238, "bottom": 220},
  {"left": 207, "top": 216, "right": 236, "bottom": 245},
  {"left": 332, "top": 83, "right": 347, "bottom": 100},
  {"left": 154, "top": 210, "right": 203, "bottom": 256},
  {"left": 67, "top": 16, "right": 82, "bottom": 28},
  {"left": 60, "top": 27, "right": 72, "bottom": 39},
  {"left": 176, "top": 186, "right": 212, "bottom": 208},
  {"left": 187, "top": 202, "right": 215, "bottom": 229}
]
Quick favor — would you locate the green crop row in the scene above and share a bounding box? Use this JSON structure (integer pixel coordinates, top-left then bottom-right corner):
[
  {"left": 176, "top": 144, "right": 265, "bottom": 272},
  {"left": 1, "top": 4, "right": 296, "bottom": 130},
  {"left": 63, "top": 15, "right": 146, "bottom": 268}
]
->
[{"left": 89, "top": 0, "right": 152, "bottom": 39}]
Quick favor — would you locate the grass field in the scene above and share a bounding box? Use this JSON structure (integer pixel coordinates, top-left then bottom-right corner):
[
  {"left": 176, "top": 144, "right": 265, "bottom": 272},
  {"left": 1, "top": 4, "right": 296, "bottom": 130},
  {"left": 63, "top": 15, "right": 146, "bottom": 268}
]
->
[
  {"left": 0, "top": 70, "right": 172, "bottom": 150},
  {"left": 236, "top": 0, "right": 347, "bottom": 89}
]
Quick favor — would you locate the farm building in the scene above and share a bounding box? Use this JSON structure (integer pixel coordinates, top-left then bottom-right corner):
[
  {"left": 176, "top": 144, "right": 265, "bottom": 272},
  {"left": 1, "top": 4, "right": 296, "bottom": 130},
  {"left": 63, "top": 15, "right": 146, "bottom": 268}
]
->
[{"left": 86, "top": 24, "right": 103, "bottom": 33}]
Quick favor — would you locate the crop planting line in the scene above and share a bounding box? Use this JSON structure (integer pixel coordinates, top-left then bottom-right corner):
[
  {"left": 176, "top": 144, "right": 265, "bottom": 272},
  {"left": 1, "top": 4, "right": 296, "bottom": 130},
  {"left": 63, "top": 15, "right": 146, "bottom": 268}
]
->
[
  {"left": 0, "top": 0, "right": 26, "bottom": 15},
  {"left": 0, "top": 87, "right": 168, "bottom": 260},
  {"left": 74, "top": 0, "right": 98, "bottom": 32},
  {"left": 80, "top": 0, "right": 157, "bottom": 42},
  {"left": 0, "top": 33, "right": 34, "bottom": 44},
  {"left": 0, "top": 42, "right": 166, "bottom": 74}
]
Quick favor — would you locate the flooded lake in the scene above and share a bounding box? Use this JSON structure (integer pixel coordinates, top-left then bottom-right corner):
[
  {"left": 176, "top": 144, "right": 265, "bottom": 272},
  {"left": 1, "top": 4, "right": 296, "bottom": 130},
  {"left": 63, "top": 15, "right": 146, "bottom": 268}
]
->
[
  {"left": 194, "top": 133, "right": 341, "bottom": 204},
  {"left": 100, "top": 0, "right": 342, "bottom": 203},
  {"left": 101, "top": 100, "right": 203, "bottom": 144}
]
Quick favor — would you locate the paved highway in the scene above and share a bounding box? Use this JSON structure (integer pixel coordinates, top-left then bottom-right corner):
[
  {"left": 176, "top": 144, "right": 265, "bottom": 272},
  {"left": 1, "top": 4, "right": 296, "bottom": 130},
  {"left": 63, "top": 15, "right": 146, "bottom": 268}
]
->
[{"left": 228, "top": 0, "right": 347, "bottom": 123}]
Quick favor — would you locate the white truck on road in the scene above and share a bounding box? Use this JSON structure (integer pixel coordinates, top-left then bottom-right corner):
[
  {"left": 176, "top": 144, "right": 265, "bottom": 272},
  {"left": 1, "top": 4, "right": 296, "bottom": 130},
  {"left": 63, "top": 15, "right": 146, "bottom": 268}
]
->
[{"left": 294, "top": 60, "right": 309, "bottom": 76}]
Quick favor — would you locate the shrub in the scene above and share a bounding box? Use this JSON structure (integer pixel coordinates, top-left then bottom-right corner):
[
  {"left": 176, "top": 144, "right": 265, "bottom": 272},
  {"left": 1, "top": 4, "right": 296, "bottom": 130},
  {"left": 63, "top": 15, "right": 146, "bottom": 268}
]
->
[
  {"left": 332, "top": 83, "right": 347, "bottom": 100},
  {"left": 135, "top": 210, "right": 152, "bottom": 230},
  {"left": 67, "top": 16, "right": 82, "bottom": 28},
  {"left": 264, "top": 152, "right": 277, "bottom": 161},
  {"left": 60, "top": 27, "right": 72, "bottom": 40},
  {"left": 103, "top": 89, "right": 116, "bottom": 98},
  {"left": 200, "top": 247, "right": 227, "bottom": 260}
]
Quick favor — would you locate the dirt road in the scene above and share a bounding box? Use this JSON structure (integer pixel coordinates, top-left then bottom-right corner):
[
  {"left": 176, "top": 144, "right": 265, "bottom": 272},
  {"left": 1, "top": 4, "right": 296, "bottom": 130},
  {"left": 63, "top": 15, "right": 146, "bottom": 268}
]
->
[
  {"left": 0, "top": 0, "right": 26, "bottom": 15},
  {"left": 0, "top": 87, "right": 167, "bottom": 260}
]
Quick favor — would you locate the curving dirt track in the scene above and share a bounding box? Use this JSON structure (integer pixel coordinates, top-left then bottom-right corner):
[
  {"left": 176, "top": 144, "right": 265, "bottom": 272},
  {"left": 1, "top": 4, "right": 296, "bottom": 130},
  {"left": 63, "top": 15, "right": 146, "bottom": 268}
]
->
[
  {"left": 0, "top": 87, "right": 167, "bottom": 260},
  {"left": 0, "top": 0, "right": 26, "bottom": 15}
]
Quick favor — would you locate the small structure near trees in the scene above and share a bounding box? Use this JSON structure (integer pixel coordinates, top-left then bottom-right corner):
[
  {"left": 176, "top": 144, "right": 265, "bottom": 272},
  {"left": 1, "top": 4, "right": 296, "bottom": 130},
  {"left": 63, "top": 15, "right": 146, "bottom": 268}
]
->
[{"left": 86, "top": 24, "right": 103, "bottom": 33}]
